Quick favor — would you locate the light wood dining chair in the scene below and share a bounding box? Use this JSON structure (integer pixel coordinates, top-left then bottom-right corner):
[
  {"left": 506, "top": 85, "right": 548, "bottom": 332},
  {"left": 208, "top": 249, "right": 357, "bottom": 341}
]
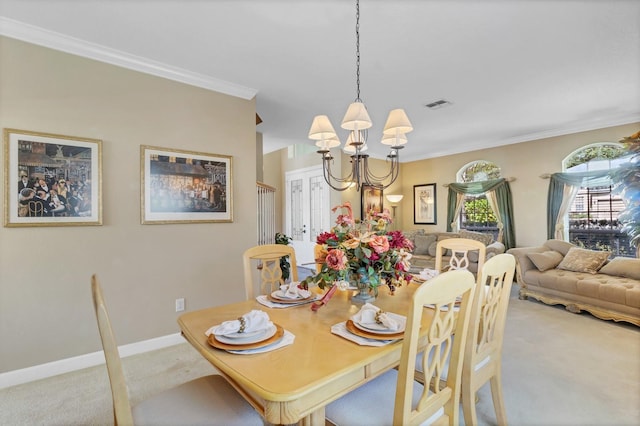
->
[
  {"left": 434, "top": 238, "right": 487, "bottom": 275},
  {"left": 461, "top": 253, "right": 516, "bottom": 426},
  {"left": 325, "top": 269, "right": 476, "bottom": 426},
  {"left": 91, "top": 275, "right": 263, "bottom": 426},
  {"left": 242, "top": 244, "right": 298, "bottom": 300}
]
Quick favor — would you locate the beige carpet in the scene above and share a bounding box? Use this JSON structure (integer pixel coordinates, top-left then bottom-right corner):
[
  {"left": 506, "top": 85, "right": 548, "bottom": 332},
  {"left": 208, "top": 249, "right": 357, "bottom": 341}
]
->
[{"left": 1, "top": 287, "right": 639, "bottom": 426}]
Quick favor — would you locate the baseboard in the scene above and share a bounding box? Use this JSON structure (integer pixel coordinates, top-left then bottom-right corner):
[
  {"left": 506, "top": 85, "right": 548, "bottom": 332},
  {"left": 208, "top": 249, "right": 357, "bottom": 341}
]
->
[{"left": 0, "top": 332, "right": 185, "bottom": 389}]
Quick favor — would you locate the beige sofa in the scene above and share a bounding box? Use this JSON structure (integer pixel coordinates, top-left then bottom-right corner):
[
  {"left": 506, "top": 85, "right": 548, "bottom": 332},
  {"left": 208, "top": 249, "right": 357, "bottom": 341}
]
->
[
  {"left": 404, "top": 229, "right": 505, "bottom": 273},
  {"left": 507, "top": 239, "right": 640, "bottom": 326}
]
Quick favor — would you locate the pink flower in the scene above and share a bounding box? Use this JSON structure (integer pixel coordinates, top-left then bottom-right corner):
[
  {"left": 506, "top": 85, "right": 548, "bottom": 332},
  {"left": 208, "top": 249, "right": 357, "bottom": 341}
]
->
[
  {"left": 369, "top": 235, "right": 390, "bottom": 254},
  {"left": 332, "top": 202, "right": 354, "bottom": 227},
  {"left": 317, "top": 232, "right": 337, "bottom": 245},
  {"left": 325, "top": 248, "right": 348, "bottom": 271}
]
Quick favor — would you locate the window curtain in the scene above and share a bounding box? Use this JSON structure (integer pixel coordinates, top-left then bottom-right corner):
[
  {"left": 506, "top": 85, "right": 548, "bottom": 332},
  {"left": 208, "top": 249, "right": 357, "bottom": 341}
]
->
[
  {"left": 446, "top": 178, "right": 516, "bottom": 250},
  {"left": 546, "top": 170, "right": 612, "bottom": 240}
]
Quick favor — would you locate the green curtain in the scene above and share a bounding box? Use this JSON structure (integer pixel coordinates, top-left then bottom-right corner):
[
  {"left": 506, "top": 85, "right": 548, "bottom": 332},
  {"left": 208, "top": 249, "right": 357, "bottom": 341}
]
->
[
  {"left": 446, "top": 178, "right": 516, "bottom": 250},
  {"left": 546, "top": 170, "right": 613, "bottom": 240}
]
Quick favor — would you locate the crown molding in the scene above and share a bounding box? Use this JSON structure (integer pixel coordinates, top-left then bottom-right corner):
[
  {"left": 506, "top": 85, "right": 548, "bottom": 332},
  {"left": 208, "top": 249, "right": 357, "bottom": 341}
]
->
[{"left": 0, "top": 17, "right": 258, "bottom": 100}]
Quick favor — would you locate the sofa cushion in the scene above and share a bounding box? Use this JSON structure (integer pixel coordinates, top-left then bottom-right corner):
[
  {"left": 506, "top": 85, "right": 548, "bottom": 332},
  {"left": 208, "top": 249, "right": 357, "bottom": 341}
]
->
[
  {"left": 543, "top": 239, "right": 575, "bottom": 256},
  {"left": 557, "top": 247, "right": 610, "bottom": 274},
  {"left": 599, "top": 257, "right": 640, "bottom": 280},
  {"left": 527, "top": 250, "right": 564, "bottom": 272},
  {"left": 413, "top": 234, "right": 437, "bottom": 255},
  {"left": 459, "top": 229, "right": 493, "bottom": 246}
]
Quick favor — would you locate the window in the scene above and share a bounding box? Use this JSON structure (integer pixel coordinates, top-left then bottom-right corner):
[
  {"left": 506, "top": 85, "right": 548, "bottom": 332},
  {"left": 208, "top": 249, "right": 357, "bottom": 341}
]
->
[
  {"left": 564, "top": 143, "right": 633, "bottom": 257},
  {"left": 457, "top": 160, "right": 501, "bottom": 240}
]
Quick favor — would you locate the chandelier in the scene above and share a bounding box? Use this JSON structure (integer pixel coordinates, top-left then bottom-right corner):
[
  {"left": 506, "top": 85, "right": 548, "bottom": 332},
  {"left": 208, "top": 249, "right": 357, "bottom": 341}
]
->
[{"left": 307, "top": 0, "right": 413, "bottom": 192}]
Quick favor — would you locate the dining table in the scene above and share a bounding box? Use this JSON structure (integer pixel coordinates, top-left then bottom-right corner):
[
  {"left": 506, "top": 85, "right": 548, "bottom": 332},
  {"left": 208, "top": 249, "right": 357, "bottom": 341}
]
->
[{"left": 177, "top": 281, "right": 437, "bottom": 425}]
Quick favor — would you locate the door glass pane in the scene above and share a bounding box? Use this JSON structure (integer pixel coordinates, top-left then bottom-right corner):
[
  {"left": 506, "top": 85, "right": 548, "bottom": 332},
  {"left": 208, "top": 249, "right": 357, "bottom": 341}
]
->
[
  {"left": 290, "top": 178, "right": 303, "bottom": 241},
  {"left": 309, "top": 175, "right": 327, "bottom": 242}
]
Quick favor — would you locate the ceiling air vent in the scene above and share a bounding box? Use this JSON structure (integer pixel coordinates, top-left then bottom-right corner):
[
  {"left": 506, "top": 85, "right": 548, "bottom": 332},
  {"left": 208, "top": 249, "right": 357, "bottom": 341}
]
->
[{"left": 425, "top": 99, "right": 452, "bottom": 110}]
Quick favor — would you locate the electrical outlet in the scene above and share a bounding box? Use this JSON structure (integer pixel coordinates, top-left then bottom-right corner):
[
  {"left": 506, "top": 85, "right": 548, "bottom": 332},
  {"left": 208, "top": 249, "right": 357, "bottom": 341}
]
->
[{"left": 175, "top": 298, "right": 185, "bottom": 312}]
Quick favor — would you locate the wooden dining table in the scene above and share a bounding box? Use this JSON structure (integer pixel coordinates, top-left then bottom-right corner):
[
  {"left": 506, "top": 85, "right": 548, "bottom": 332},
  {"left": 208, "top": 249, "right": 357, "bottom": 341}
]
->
[{"left": 177, "top": 282, "right": 436, "bottom": 425}]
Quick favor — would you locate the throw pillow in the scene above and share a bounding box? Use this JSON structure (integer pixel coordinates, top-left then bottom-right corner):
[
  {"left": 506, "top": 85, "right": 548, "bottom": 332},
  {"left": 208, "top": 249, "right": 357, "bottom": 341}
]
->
[
  {"left": 459, "top": 229, "right": 493, "bottom": 246},
  {"left": 543, "top": 239, "right": 575, "bottom": 256},
  {"left": 556, "top": 247, "right": 610, "bottom": 274},
  {"left": 599, "top": 257, "right": 640, "bottom": 280},
  {"left": 527, "top": 250, "right": 564, "bottom": 272},
  {"left": 413, "top": 234, "right": 437, "bottom": 255}
]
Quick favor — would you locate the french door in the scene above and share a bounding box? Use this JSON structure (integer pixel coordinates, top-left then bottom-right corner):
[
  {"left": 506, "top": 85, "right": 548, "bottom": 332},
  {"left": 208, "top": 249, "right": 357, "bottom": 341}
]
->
[{"left": 285, "top": 166, "right": 331, "bottom": 267}]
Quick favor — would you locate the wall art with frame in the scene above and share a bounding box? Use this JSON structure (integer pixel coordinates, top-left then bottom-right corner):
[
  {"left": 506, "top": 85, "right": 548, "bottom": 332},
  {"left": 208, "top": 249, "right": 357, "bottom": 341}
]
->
[
  {"left": 4, "top": 128, "right": 103, "bottom": 227},
  {"left": 141, "top": 145, "right": 233, "bottom": 224},
  {"left": 361, "top": 184, "right": 383, "bottom": 220},
  {"left": 413, "top": 183, "right": 437, "bottom": 225}
]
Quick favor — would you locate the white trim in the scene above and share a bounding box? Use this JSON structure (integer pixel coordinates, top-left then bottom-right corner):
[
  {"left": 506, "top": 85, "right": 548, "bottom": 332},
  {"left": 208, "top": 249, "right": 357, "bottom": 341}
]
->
[
  {"left": 0, "top": 333, "right": 185, "bottom": 389},
  {"left": 0, "top": 17, "right": 258, "bottom": 100}
]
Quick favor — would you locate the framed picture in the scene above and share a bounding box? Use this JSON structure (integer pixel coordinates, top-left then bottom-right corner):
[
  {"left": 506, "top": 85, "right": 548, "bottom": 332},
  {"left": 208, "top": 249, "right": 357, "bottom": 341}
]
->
[
  {"left": 361, "top": 184, "right": 383, "bottom": 220},
  {"left": 4, "top": 128, "right": 102, "bottom": 227},
  {"left": 414, "top": 183, "right": 437, "bottom": 224},
  {"left": 141, "top": 145, "right": 233, "bottom": 224}
]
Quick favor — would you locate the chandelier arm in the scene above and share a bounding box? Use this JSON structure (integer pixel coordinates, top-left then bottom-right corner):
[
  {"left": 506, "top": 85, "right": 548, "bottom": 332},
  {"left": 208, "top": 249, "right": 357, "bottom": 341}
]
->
[
  {"left": 322, "top": 154, "right": 356, "bottom": 192},
  {"left": 362, "top": 151, "right": 401, "bottom": 186}
]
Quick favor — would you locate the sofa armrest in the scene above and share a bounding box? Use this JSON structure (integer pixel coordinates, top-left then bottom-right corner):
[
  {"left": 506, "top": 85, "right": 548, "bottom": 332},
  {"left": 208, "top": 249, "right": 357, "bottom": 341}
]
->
[
  {"left": 506, "top": 246, "right": 547, "bottom": 284},
  {"left": 485, "top": 241, "right": 505, "bottom": 259}
]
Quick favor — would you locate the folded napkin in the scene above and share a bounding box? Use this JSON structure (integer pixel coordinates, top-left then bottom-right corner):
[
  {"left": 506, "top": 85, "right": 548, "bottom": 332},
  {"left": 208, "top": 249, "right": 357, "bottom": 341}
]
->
[
  {"left": 419, "top": 268, "right": 439, "bottom": 281},
  {"left": 205, "top": 310, "right": 273, "bottom": 336},
  {"left": 351, "top": 303, "right": 401, "bottom": 331},
  {"left": 278, "top": 283, "right": 311, "bottom": 299}
]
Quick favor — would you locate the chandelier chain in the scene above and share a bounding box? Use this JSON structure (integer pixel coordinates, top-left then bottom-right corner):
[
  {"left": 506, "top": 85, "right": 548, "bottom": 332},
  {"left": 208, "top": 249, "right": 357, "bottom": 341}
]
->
[{"left": 355, "top": 0, "right": 361, "bottom": 102}]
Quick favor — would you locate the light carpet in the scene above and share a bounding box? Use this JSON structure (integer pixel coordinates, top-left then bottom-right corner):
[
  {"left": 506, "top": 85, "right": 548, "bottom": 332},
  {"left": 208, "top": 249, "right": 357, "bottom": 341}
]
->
[{"left": 1, "top": 287, "right": 639, "bottom": 426}]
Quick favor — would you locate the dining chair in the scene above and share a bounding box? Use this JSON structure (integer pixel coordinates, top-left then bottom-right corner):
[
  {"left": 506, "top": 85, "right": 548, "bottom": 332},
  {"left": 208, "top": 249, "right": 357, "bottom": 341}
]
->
[
  {"left": 434, "top": 238, "right": 487, "bottom": 275},
  {"left": 242, "top": 244, "right": 298, "bottom": 300},
  {"left": 91, "top": 275, "right": 263, "bottom": 426},
  {"left": 461, "top": 253, "right": 516, "bottom": 426},
  {"left": 325, "top": 269, "right": 477, "bottom": 426}
]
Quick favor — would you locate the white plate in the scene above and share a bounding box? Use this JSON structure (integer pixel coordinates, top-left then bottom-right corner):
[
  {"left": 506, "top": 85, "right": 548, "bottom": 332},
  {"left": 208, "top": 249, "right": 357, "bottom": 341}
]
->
[
  {"left": 352, "top": 314, "right": 406, "bottom": 334},
  {"left": 215, "top": 324, "right": 276, "bottom": 345},
  {"left": 221, "top": 329, "right": 265, "bottom": 339},
  {"left": 271, "top": 289, "right": 311, "bottom": 300}
]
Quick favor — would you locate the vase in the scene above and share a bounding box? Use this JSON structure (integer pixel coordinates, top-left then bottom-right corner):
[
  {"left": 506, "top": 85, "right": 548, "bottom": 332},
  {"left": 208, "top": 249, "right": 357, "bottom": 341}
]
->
[{"left": 350, "top": 267, "right": 376, "bottom": 303}]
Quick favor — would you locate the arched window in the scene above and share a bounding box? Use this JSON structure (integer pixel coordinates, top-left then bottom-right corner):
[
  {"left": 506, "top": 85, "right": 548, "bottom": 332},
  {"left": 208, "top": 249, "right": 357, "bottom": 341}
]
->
[
  {"left": 456, "top": 160, "right": 502, "bottom": 240},
  {"left": 562, "top": 142, "right": 633, "bottom": 257}
]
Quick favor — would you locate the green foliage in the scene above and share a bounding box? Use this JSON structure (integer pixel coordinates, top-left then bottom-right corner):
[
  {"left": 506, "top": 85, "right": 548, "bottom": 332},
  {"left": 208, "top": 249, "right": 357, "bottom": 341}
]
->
[
  {"left": 275, "top": 232, "right": 293, "bottom": 281},
  {"left": 463, "top": 197, "right": 497, "bottom": 224},
  {"left": 565, "top": 145, "right": 626, "bottom": 169},
  {"left": 460, "top": 161, "right": 501, "bottom": 183}
]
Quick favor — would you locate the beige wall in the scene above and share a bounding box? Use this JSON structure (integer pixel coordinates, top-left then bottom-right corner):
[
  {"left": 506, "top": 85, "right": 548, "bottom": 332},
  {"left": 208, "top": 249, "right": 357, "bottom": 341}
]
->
[
  {"left": 268, "top": 123, "right": 639, "bottom": 249},
  {"left": 0, "top": 37, "right": 257, "bottom": 372}
]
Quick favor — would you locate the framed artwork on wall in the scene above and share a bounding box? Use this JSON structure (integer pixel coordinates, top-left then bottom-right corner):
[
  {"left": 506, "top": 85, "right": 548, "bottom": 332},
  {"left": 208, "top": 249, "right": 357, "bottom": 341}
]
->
[
  {"left": 4, "top": 128, "right": 103, "bottom": 227},
  {"left": 141, "top": 145, "right": 233, "bottom": 224},
  {"left": 413, "top": 183, "right": 436, "bottom": 225},
  {"left": 361, "top": 184, "right": 383, "bottom": 220}
]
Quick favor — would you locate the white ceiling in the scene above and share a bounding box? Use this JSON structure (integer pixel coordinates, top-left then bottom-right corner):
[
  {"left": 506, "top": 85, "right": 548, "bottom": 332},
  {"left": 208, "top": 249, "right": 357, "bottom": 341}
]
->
[{"left": 1, "top": 0, "right": 639, "bottom": 161}]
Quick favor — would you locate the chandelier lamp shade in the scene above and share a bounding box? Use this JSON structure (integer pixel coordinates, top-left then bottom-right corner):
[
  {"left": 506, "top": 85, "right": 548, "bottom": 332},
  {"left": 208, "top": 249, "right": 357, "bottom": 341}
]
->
[{"left": 307, "top": 0, "right": 413, "bottom": 192}]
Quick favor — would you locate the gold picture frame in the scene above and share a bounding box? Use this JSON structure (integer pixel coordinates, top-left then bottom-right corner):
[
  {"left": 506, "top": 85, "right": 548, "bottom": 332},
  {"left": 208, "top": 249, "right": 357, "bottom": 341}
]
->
[
  {"left": 4, "top": 128, "right": 103, "bottom": 227},
  {"left": 141, "top": 145, "right": 233, "bottom": 224},
  {"left": 361, "top": 184, "right": 383, "bottom": 220}
]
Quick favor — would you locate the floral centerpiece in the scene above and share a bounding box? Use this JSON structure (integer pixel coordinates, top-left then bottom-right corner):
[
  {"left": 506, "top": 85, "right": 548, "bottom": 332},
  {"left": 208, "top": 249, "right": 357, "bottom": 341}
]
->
[{"left": 301, "top": 201, "right": 414, "bottom": 305}]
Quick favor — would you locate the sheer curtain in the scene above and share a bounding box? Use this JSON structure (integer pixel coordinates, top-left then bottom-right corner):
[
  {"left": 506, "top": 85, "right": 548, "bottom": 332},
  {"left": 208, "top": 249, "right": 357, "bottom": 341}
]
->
[{"left": 446, "top": 178, "right": 516, "bottom": 250}]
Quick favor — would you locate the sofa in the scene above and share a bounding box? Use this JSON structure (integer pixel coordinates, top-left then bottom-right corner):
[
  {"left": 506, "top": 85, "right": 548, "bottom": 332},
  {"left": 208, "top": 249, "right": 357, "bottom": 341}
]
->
[
  {"left": 507, "top": 239, "right": 640, "bottom": 326},
  {"left": 403, "top": 229, "right": 506, "bottom": 274}
]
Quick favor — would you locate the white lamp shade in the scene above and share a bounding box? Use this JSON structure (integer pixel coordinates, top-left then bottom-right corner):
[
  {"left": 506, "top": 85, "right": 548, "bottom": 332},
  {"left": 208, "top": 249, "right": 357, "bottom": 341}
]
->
[
  {"left": 341, "top": 102, "right": 373, "bottom": 130},
  {"left": 383, "top": 109, "right": 413, "bottom": 134},
  {"left": 315, "top": 136, "right": 341, "bottom": 150},
  {"left": 308, "top": 115, "right": 337, "bottom": 140},
  {"left": 381, "top": 132, "right": 408, "bottom": 146},
  {"left": 385, "top": 194, "right": 404, "bottom": 203}
]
